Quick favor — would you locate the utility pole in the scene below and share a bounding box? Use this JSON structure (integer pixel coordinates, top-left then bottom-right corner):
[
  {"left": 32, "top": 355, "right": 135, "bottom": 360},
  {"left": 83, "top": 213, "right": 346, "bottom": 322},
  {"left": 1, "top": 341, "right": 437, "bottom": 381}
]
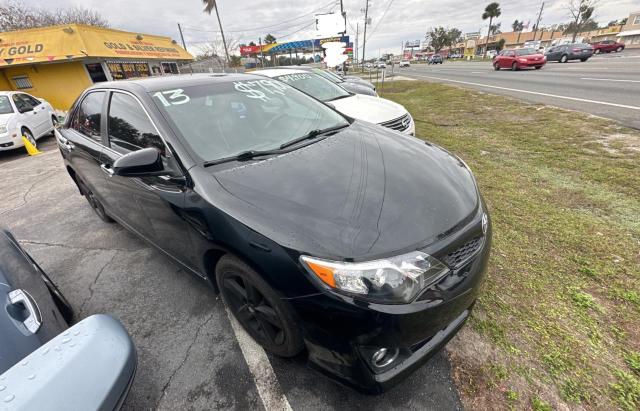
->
[
  {"left": 532, "top": 2, "right": 545, "bottom": 43},
  {"left": 361, "top": 0, "right": 370, "bottom": 66},
  {"left": 177, "top": 23, "right": 193, "bottom": 73},
  {"left": 259, "top": 37, "right": 264, "bottom": 68},
  {"left": 355, "top": 23, "right": 359, "bottom": 68}
]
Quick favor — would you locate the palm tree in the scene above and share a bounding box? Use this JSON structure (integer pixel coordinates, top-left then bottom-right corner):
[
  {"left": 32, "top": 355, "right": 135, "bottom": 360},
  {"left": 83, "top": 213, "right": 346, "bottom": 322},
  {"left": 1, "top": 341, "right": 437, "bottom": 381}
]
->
[
  {"left": 202, "top": 0, "right": 230, "bottom": 67},
  {"left": 482, "top": 2, "right": 501, "bottom": 58}
]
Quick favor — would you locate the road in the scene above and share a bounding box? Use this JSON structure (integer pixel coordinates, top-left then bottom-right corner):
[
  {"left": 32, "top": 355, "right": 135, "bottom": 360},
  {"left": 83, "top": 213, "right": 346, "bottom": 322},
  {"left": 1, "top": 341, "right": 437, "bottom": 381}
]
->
[
  {"left": 0, "top": 138, "right": 463, "bottom": 410},
  {"left": 393, "top": 50, "right": 640, "bottom": 129}
]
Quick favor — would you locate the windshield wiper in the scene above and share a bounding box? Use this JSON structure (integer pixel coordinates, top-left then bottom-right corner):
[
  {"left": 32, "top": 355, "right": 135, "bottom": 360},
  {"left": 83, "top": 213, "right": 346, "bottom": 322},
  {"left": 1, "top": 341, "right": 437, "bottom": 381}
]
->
[
  {"left": 279, "top": 124, "right": 349, "bottom": 149},
  {"left": 203, "top": 149, "right": 282, "bottom": 167}
]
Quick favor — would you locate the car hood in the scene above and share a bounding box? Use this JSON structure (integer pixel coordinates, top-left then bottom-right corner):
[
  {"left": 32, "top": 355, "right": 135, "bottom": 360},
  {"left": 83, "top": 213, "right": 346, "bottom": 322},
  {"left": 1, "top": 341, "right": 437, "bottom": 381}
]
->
[
  {"left": 210, "top": 121, "right": 479, "bottom": 259},
  {"left": 344, "top": 76, "right": 375, "bottom": 89},
  {"left": 329, "top": 94, "right": 406, "bottom": 124},
  {"left": 339, "top": 81, "right": 377, "bottom": 96},
  {"left": 0, "top": 113, "right": 15, "bottom": 125}
]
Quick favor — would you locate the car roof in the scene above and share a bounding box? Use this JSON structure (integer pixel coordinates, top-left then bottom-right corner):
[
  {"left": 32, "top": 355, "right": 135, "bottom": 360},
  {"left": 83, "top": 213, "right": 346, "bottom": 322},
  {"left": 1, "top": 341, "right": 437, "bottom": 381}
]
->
[
  {"left": 252, "top": 68, "right": 308, "bottom": 77},
  {"left": 85, "top": 72, "right": 269, "bottom": 93}
]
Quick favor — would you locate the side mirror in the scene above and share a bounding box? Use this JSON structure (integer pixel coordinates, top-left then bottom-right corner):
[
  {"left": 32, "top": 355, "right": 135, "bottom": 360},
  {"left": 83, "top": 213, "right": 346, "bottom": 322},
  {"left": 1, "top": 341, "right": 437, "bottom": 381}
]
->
[{"left": 113, "top": 147, "right": 164, "bottom": 177}]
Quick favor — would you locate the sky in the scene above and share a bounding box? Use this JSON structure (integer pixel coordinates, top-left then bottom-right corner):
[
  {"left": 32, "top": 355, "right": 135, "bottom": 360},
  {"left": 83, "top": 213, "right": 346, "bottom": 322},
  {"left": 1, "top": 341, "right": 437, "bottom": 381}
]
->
[{"left": 31, "top": 0, "right": 637, "bottom": 58}]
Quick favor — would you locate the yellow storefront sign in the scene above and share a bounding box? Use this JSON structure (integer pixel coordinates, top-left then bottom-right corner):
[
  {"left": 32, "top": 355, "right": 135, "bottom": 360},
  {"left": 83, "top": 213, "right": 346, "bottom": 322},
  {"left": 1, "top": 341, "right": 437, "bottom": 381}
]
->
[{"left": 0, "top": 24, "right": 192, "bottom": 66}]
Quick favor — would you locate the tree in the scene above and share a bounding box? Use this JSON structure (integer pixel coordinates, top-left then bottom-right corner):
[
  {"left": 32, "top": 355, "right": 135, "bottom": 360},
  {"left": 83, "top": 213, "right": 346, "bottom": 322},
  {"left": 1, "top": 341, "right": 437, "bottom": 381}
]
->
[
  {"left": 248, "top": 41, "right": 256, "bottom": 46},
  {"left": 264, "top": 33, "right": 276, "bottom": 44},
  {"left": 425, "top": 27, "right": 462, "bottom": 53},
  {"left": 482, "top": 2, "right": 501, "bottom": 58},
  {"left": 196, "top": 34, "right": 239, "bottom": 61},
  {"left": 566, "top": 0, "right": 598, "bottom": 42},
  {"left": 202, "top": 0, "right": 230, "bottom": 67},
  {"left": 512, "top": 19, "right": 524, "bottom": 32},
  {"left": 497, "top": 38, "right": 506, "bottom": 50},
  {"left": 490, "top": 22, "right": 502, "bottom": 35},
  {"left": 0, "top": 0, "right": 108, "bottom": 31}
]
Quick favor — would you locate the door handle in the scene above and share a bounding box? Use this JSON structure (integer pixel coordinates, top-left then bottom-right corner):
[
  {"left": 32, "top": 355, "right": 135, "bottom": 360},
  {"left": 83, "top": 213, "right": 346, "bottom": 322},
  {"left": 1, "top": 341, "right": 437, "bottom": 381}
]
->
[
  {"left": 100, "top": 163, "right": 114, "bottom": 177},
  {"left": 8, "top": 289, "right": 42, "bottom": 334}
]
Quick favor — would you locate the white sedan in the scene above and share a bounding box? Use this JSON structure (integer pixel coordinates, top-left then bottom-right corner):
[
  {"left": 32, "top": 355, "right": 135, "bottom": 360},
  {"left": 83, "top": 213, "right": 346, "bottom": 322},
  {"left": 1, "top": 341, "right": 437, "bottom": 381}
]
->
[
  {"left": 0, "top": 91, "right": 56, "bottom": 151},
  {"left": 255, "top": 69, "right": 415, "bottom": 135}
]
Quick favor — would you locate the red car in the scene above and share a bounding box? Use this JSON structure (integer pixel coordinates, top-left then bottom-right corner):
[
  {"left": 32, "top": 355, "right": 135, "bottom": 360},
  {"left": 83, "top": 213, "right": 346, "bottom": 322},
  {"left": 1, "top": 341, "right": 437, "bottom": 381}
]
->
[
  {"left": 590, "top": 40, "right": 625, "bottom": 54},
  {"left": 493, "top": 48, "right": 546, "bottom": 71}
]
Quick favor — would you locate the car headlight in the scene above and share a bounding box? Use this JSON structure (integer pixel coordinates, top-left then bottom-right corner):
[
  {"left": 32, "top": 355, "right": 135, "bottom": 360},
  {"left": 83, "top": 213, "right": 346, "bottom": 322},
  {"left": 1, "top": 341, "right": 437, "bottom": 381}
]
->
[
  {"left": 0, "top": 124, "right": 7, "bottom": 134},
  {"left": 300, "top": 251, "right": 449, "bottom": 304}
]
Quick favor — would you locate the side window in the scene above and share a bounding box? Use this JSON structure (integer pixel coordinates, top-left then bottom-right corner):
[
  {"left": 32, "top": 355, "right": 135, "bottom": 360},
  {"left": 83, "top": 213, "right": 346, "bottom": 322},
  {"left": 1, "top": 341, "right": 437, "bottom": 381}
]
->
[
  {"left": 72, "top": 91, "right": 105, "bottom": 141},
  {"left": 12, "top": 94, "right": 31, "bottom": 113},
  {"left": 507, "top": 51, "right": 515, "bottom": 57},
  {"left": 107, "top": 92, "right": 165, "bottom": 156},
  {"left": 20, "top": 94, "right": 41, "bottom": 107}
]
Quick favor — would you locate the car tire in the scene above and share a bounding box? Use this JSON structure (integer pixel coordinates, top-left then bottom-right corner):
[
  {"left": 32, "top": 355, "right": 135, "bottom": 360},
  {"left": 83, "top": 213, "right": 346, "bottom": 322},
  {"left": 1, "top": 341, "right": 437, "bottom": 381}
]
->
[
  {"left": 78, "top": 179, "right": 114, "bottom": 223},
  {"left": 560, "top": 54, "right": 568, "bottom": 63},
  {"left": 616, "top": 46, "right": 623, "bottom": 52},
  {"left": 511, "top": 62, "right": 518, "bottom": 71},
  {"left": 21, "top": 128, "right": 36, "bottom": 148},
  {"left": 493, "top": 63, "right": 500, "bottom": 71},
  {"left": 216, "top": 254, "right": 304, "bottom": 358},
  {"left": 535, "top": 66, "right": 542, "bottom": 70},
  {"left": 580, "top": 58, "right": 588, "bottom": 62}
]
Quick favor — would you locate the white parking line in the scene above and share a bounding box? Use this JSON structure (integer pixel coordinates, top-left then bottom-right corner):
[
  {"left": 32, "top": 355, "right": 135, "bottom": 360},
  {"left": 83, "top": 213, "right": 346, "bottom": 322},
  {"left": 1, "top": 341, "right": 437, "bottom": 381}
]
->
[
  {"left": 407, "top": 74, "right": 640, "bottom": 111},
  {"left": 225, "top": 307, "right": 293, "bottom": 411},
  {"left": 580, "top": 77, "right": 640, "bottom": 83}
]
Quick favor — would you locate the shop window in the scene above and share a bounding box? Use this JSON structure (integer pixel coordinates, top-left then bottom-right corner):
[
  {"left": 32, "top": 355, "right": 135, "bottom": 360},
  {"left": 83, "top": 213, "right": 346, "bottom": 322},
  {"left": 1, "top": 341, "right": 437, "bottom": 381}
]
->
[
  {"left": 13, "top": 76, "right": 32, "bottom": 89},
  {"left": 106, "top": 61, "right": 151, "bottom": 80},
  {"left": 85, "top": 63, "right": 108, "bottom": 83},
  {"left": 162, "top": 62, "right": 179, "bottom": 74}
]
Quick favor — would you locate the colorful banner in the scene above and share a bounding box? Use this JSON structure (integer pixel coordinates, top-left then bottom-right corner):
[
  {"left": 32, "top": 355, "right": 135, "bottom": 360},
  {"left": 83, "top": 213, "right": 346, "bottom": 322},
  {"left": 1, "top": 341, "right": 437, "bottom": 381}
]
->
[{"left": 240, "top": 45, "right": 262, "bottom": 56}]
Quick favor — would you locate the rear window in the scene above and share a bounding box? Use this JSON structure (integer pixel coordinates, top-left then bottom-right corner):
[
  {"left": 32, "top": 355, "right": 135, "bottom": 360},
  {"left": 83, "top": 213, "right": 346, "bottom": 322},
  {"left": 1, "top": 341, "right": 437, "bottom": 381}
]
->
[{"left": 516, "top": 48, "right": 537, "bottom": 56}]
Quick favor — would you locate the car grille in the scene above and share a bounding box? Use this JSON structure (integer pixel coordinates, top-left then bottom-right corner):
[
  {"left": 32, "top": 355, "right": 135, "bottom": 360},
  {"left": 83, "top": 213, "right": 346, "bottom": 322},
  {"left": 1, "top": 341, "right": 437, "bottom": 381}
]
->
[
  {"left": 379, "top": 113, "right": 411, "bottom": 132},
  {"left": 442, "top": 236, "right": 483, "bottom": 269}
]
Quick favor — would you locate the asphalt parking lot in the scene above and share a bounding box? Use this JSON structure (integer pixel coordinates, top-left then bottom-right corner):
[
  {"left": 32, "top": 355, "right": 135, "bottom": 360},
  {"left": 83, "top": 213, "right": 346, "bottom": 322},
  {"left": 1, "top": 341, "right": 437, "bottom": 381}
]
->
[
  {"left": 395, "top": 49, "right": 640, "bottom": 129},
  {"left": 0, "top": 136, "right": 463, "bottom": 410}
]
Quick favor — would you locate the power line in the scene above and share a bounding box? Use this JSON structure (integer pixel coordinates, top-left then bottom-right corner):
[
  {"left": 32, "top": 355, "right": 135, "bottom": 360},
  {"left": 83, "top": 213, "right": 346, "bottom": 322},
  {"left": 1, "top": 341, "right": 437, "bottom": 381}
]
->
[
  {"left": 181, "top": 1, "right": 335, "bottom": 34},
  {"left": 365, "top": 0, "right": 396, "bottom": 41}
]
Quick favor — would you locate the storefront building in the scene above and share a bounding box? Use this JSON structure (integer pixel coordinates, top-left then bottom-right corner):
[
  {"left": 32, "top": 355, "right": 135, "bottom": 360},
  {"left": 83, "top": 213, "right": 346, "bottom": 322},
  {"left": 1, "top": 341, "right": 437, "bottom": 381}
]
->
[{"left": 0, "top": 24, "right": 193, "bottom": 110}]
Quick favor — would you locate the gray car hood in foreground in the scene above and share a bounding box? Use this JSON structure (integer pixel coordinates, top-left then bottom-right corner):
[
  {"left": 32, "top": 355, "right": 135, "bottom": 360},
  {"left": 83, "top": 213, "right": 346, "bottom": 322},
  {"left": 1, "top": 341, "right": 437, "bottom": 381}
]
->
[{"left": 0, "top": 314, "right": 136, "bottom": 411}]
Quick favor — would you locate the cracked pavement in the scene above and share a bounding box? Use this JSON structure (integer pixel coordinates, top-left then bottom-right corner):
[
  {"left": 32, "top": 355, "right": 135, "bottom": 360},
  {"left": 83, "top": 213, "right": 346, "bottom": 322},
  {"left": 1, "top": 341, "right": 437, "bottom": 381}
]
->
[{"left": 0, "top": 136, "right": 463, "bottom": 410}]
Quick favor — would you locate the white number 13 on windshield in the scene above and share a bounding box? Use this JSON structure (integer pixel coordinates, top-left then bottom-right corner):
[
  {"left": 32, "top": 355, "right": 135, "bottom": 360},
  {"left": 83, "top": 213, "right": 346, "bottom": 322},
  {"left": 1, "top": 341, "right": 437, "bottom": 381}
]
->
[{"left": 153, "top": 89, "right": 190, "bottom": 106}]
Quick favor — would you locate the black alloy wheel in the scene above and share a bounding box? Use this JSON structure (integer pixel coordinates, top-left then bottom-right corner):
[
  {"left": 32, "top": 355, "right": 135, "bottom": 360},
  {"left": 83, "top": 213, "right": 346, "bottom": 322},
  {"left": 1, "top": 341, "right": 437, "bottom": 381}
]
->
[
  {"left": 79, "top": 180, "right": 114, "bottom": 223},
  {"left": 216, "top": 255, "right": 303, "bottom": 357}
]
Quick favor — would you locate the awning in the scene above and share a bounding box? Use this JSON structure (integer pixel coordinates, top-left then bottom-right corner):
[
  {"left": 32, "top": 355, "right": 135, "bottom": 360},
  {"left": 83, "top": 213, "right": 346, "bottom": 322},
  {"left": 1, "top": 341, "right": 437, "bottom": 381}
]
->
[
  {"left": 617, "top": 29, "right": 640, "bottom": 37},
  {"left": 0, "top": 24, "right": 192, "bottom": 67}
]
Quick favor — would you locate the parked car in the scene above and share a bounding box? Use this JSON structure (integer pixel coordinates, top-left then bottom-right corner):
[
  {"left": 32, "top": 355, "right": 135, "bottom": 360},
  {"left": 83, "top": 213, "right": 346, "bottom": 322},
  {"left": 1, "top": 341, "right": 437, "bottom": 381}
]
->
[
  {"left": 545, "top": 43, "right": 593, "bottom": 63},
  {"left": 255, "top": 69, "right": 414, "bottom": 135},
  {"left": 0, "top": 227, "right": 136, "bottom": 409},
  {"left": 399, "top": 60, "right": 411, "bottom": 67},
  {"left": 289, "top": 66, "right": 377, "bottom": 97},
  {"left": 590, "top": 40, "right": 625, "bottom": 54},
  {"left": 486, "top": 50, "right": 498, "bottom": 59},
  {"left": 493, "top": 48, "right": 546, "bottom": 70},
  {"left": 428, "top": 54, "right": 443, "bottom": 64},
  {"left": 376, "top": 61, "right": 387, "bottom": 69},
  {"left": 0, "top": 91, "right": 57, "bottom": 151},
  {"left": 57, "top": 73, "right": 491, "bottom": 394}
]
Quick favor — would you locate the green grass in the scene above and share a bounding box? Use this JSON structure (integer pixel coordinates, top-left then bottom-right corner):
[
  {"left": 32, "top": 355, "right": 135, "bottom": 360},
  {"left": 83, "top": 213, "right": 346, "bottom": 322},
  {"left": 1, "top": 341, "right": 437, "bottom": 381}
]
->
[{"left": 380, "top": 81, "right": 640, "bottom": 410}]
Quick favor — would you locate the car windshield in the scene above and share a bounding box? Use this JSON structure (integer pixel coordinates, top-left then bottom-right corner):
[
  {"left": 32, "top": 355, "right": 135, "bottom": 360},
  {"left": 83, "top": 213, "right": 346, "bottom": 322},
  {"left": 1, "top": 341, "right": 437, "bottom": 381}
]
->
[
  {"left": 312, "top": 69, "right": 344, "bottom": 83},
  {"left": 151, "top": 78, "right": 349, "bottom": 163},
  {"left": 273, "top": 72, "right": 350, "bottom": 102},
  {"left": 0, "top": 96, "right": 14, "bottom": 114},
  {"left": 516, "top": 48, "right": 538, "bottom": 56}
]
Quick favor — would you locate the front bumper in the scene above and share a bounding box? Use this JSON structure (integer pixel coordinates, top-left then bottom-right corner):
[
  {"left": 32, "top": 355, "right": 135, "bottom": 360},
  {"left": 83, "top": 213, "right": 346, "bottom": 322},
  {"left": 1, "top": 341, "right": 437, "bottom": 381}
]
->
[{"left": 289, "top": 211, "right": 491, "bottom": 393}]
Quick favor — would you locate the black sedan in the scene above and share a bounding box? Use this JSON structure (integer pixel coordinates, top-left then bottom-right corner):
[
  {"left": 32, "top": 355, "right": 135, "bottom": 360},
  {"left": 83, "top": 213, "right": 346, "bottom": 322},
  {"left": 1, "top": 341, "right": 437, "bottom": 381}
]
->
[
  {"left": 56, "top": 73, "right": 491, "bottom": 393},
  {"left": 545, "top": 43, "right": 594, "bottom": 63}
]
